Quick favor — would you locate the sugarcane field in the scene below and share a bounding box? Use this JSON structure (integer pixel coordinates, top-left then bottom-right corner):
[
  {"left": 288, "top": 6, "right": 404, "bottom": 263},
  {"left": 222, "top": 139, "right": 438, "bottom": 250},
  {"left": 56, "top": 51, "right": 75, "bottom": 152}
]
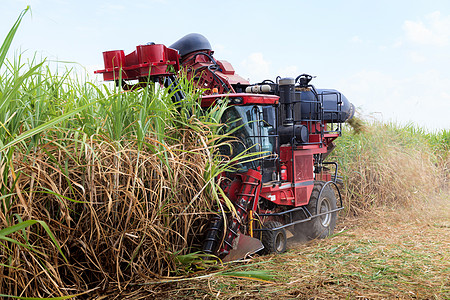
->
[{"left": 0, "top": 5, "right": 449, "bottom": 300}]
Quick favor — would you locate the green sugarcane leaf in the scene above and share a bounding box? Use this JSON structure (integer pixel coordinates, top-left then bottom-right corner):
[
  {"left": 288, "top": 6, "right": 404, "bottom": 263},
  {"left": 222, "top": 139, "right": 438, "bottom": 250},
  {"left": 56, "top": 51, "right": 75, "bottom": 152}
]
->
[
  {"left": 0, "top": 219, "right": 40, "bottom": 236},
  {"left": 0, "top": 62, "right": 45, "bottom": 113},
  {"left": 0, "top": 100, "right": 98, "bottom": 153},
  {"left": 0, "top": 7, "right": 30, "bottom": 69},
  {"left": 0, "top": 236, "right": 46, "bottom": 256},
  {"left": 0, "top": 219, "right": 68, "bottom": 263},
  {"left": 220, "top": 270, "right": 274, "bottom": 282}
]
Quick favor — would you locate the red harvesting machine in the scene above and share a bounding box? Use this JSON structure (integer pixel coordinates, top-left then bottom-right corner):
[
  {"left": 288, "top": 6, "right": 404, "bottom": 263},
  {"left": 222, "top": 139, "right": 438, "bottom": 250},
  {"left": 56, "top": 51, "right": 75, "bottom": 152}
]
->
[{"left": 96, "top": 33, "right": 355, "bottom": 261}]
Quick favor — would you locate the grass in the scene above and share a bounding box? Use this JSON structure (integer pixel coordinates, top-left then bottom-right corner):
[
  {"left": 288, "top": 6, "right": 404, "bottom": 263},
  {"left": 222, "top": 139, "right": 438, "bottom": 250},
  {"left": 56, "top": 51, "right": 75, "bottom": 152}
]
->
[{"left": 331, "top": 116, "right": 449, "bottom": 216}]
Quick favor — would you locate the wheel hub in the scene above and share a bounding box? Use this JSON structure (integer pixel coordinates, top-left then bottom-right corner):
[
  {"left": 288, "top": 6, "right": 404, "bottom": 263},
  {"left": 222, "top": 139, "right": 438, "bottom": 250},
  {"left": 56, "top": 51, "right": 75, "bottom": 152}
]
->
[
  {"left": 319, "top": 198, "right": 331, "bottom": 227},
  {"left": 275, "top": 232, "right": 285, "bottom": 252}
]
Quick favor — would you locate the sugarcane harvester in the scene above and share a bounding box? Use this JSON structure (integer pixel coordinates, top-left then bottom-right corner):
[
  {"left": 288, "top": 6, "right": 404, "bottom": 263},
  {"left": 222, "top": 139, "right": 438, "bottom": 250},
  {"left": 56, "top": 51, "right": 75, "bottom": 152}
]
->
[{"left": 95, "top": 33, "right": 355, "bottom": 261}]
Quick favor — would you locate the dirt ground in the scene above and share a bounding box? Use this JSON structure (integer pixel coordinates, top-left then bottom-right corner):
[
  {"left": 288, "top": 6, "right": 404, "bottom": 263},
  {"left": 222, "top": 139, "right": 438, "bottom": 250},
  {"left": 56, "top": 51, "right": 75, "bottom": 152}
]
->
[{"left": 101, "top": 192, "right": 449, "bottom": 299}]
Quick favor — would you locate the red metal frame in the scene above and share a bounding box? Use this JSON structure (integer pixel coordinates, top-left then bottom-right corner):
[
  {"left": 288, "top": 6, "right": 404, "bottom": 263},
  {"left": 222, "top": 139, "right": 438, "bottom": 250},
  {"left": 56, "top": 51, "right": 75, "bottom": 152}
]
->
[
  {"left": 218, "top": 169, "right": 262, "bottom": 257},
  {"left": 95, "top": 44, "right": 180, "bottom": 81},
  {"left": 201, "top": 93, "right": 279, "bottom": 107}
]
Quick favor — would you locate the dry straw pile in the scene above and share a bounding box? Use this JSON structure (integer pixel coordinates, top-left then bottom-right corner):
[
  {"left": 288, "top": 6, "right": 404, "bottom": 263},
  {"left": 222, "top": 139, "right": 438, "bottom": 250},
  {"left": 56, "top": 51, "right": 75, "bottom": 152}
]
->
[{"left": 4, "top": 127, "right": 220, "bottom": 293}]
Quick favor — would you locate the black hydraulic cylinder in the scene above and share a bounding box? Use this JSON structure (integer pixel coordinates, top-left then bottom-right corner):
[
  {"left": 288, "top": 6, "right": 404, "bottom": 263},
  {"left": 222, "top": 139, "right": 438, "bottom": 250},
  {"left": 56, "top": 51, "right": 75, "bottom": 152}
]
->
[{"left": 279, "top": 78, "right": 295, "bottom": 126}]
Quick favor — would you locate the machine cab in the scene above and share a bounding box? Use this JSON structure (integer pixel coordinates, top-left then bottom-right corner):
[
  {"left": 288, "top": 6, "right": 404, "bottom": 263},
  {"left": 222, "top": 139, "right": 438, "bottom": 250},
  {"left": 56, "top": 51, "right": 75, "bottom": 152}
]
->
[{"left": 201, "top": 93, "right": 279, "bottom": 183}]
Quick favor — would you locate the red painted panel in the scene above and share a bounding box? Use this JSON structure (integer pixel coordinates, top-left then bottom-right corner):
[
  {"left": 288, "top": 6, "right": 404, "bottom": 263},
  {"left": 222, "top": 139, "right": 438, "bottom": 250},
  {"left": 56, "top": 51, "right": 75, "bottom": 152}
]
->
[
  {"left": 95, "top": 44, "right": 180, "bottom": 81},
  {"left": 201, "top": 93, "right": 279, "bottom": 107}
]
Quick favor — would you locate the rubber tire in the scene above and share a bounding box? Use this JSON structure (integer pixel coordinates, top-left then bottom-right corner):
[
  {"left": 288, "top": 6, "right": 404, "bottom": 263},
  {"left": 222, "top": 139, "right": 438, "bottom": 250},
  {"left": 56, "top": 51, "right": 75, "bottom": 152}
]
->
[
  {"left": 295, "top": 181, "right": 337, "bottom": 240},
  {"left": 261, "top": 221, "right": 287, "bottom": 254}
]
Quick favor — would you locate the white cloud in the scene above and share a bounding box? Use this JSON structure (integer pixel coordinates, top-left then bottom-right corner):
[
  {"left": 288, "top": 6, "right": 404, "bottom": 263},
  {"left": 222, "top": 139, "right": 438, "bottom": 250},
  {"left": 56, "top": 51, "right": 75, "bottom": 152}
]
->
[
  {"left": 276, "top": 65, "right": 299, "bottom": 78},
  {"left": 378, "top": 40, "right": 402, "bottom": 51},
  {"left": 392, "top": 40, "right": 403, "bottom": 48},
  {"left": 351, "top": 36, "right": 363, "bottom": 43},
  {"left": 213, "top": 43, "right": 225, "bottom": 53},
  {"left": 403, "top": 11, "right": 450, "bottom": 46},
  {"left": 211, "top": 43, "right": 232, "bottom": 59},
  {"left": 240, "top": 52, "right": 271, "bottom": 82},
  {"left": 408, "top": 51, "right": 426, "bottom": 63}
]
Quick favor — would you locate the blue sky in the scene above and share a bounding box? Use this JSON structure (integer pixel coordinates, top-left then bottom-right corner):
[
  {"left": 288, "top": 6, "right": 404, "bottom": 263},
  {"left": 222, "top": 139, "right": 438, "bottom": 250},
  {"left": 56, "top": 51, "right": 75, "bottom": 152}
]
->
[{"left": 2, "top": 0, "right": 450, "bottom": 131}]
